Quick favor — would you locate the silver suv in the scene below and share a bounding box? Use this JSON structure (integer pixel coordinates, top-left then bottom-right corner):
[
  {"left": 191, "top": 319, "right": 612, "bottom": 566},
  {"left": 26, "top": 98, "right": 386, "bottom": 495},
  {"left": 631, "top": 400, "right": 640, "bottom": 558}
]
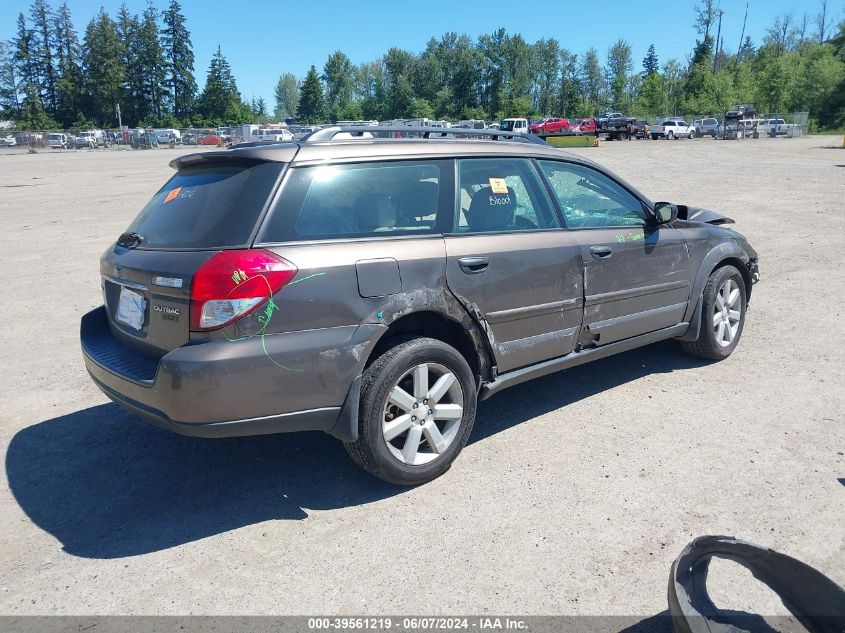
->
[{"left": 81, "top": 127, "right": 759, "bottom": 485}]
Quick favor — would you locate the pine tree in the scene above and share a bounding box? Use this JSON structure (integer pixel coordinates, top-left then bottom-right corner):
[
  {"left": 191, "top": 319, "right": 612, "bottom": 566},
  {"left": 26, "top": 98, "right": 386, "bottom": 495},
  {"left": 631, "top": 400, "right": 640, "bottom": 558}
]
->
[
  {"left": 297, "top": 65, "right": 324, "bottom": 123},
  {"left": 116, "top": 4, "right": 143, "bottom": 124},
  {"left": 642, "top": 44, "right": 659, "bottom": 75},
  {"left": 197, "top": 46, "right": 241, "bottom": 121},
  {"left": 139, "top": 3, "right": 167, "bottom": 121},
  {"left": 13, "top": 13, "right": 38, "bottom": 94},
  {"left": 161, "top": 0, "right": 196, "bottom": 120},
  {"left": 29, "top": 0, "right": 57, "bottom": 115},
  {"left": 0, "top": 41, "right": 20, "bottom": 117},
  {"left": 322, "top": 50, "right": 353, "bottom": 113},
  {"left": 81, "top": 9, "right": 125, "bottom": 126},
  {"left": 53, "top": 2, "right": 82, "bottom": 127}
]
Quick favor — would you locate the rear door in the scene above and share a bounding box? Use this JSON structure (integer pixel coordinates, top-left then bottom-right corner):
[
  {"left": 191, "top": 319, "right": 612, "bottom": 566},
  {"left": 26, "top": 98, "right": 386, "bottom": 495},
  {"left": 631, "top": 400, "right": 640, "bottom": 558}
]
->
[
  {"left": 537, "top": 159, "right": 690, "bottom": 346},
  {"left": 445, "top": 157, "right": 583, "bottom": 372},
  {"left": 100, "top": 157, "right": 286, "bottom": 358}
]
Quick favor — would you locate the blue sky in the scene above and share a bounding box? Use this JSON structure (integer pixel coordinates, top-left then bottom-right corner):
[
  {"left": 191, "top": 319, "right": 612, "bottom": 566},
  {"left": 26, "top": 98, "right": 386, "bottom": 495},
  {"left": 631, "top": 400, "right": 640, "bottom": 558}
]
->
[{"left": 2, "top": 0, "right": 840, "bottom": 108}]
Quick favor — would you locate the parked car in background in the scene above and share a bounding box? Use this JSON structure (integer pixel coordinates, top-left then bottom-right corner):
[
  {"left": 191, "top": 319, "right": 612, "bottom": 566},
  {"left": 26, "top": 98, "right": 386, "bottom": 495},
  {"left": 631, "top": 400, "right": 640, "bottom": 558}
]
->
[
  {"left": 650, "top": 120, "right": 694, "bottom": 139},
  {"left": 153, "top": 129, "right": 181, "bottom": 144},
  {"left": 76, "top": 130, "right": 109, "bottom": 147},
  {"left": 0, "top": 133, "right": 17, "bottom": 146},
  {"left": 256, "top": 128, "right": 294, "bottom": 142},
  {"left": 741, "top": 119, "right": 764, "bottom": 138},
  {"left": 199, "top": 134, "right": 221, "bottom": 145},
  {"left": 633, "top": 119, "right": 649, "bottom": 139},
  {"left": 499, "top": 118, "right": 529, "bottom": 133},
  {"left": 596, "top": 112, "right": 636, "bottom": 136},
  {"left": 758, "top": 119, "right": 795, "bottom": 137},
  {"left": 47, "top": 133, "right": 70, "bottom": 149},
  {"left": 75, "top": 133, "right": 97, "bottom": 149},
  {"left": 692, "top": 118, "right": 719, "bottom": 138},
  {"left": 530, "top": 117, "right": 570, "bottom": 134},
  {"left": 572, "top": 118, "right": 596, "bottom": 135}
]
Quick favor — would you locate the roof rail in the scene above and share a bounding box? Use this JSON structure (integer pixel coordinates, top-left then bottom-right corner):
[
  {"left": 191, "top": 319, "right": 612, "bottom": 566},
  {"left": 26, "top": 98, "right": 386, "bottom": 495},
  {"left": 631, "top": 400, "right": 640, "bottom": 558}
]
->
[{"left": 302, "top": 125, "right": 548, "bottom": 146}]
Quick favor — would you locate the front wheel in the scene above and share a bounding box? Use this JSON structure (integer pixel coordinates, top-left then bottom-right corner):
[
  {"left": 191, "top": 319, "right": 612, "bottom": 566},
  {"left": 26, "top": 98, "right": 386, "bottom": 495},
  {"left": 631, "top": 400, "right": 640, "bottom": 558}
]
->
[
  {"left": 345, "top": 337, "right": 477, "bottom": 485},
  {"left": 681, "top": 265, "right": 747, "bottom": 360}
]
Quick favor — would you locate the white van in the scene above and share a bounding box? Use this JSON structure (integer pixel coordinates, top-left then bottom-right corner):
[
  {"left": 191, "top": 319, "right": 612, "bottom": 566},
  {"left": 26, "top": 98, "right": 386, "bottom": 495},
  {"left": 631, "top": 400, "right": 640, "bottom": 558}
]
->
[{"left": 499, "top": 118, "right": 529, "bottom": 133}]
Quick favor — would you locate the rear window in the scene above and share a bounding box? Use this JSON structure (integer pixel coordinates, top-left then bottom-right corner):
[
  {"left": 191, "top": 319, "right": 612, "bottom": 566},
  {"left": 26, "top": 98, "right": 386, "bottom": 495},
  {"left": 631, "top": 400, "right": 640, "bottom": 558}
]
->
[
  {"left": 258, "top": 160, "right": 450, "bottom": 243},
  {"left": 125, "top": 161, "right": 283, "bottom": 249}
]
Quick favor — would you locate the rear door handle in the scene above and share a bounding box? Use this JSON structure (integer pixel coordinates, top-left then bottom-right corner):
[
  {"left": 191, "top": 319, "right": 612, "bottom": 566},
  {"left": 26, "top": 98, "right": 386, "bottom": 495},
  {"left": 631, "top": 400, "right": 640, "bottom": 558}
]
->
[
  {"left": 458, "top": 256, "right": 489, "bottom": 274},
  {"left": 590, "top": 246, "right": 613, "bottom": 260}
]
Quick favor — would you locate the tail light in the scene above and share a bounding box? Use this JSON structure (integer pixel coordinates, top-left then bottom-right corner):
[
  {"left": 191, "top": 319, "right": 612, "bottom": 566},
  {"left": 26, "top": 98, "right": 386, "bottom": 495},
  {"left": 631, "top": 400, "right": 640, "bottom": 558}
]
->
[{"left": 190, "top": 249, "right": 297, "bottom": 331}]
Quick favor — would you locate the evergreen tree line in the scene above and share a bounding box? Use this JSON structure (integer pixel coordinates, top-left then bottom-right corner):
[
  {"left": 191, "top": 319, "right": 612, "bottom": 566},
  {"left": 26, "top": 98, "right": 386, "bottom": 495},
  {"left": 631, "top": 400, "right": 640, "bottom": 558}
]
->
[
  {"left": 1, "top": 0, "right": 844, "bottom": 131},
  {"left": 0, "top": 0, "right": 259, "bottom": 129}
]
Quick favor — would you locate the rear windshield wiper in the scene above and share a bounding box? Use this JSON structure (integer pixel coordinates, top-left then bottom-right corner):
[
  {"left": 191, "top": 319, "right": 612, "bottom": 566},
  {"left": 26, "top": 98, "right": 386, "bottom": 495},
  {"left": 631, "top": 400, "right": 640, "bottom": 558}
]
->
[{"left": 117, "top": 232, "right": 144, "bottom": 248}]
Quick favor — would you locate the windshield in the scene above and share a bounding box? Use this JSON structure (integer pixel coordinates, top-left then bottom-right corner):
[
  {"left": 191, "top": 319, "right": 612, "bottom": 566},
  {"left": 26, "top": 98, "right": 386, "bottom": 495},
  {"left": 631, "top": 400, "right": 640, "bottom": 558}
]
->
[{"left": 124, "top": 161, "right": 284, "bottom": 249}]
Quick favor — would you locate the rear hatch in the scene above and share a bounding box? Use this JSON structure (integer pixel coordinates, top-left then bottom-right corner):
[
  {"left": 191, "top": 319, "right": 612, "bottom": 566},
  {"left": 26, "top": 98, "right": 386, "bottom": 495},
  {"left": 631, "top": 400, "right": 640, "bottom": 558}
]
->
[{"left": 101, "top": 154, "right": 287, "bottom": 359}]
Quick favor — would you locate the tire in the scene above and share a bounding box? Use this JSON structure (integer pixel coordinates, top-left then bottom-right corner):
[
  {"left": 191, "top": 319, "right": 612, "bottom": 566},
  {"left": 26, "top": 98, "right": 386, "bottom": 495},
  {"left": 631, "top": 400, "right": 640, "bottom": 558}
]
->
[
  {"left": 667, "top": 130, "right": 675, "bottom": 139},
  {"left": 345, "top": 337, "right": 478, "bottom": 485},
  {"left": 681, "top": 265, "right": 747, "bottom": 361},
  {"left": 688, "top": 130, "right": 696, "bottom": 139},
  {"left": 651, "top": 134, "right": 658, "bottom": 140}
]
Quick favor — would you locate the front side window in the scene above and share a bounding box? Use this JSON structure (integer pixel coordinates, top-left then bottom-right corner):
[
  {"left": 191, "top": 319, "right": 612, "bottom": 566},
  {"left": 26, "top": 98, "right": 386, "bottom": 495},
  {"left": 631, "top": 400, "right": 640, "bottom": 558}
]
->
[
  {"left": 538, "top": 160, "right": 647, "bottom": 228},
  {"left": 455, "top": 158, "right": 560, "bottom": 233},
  {"left": 259, "top": 160, "right": 448, "bottom": 242}
]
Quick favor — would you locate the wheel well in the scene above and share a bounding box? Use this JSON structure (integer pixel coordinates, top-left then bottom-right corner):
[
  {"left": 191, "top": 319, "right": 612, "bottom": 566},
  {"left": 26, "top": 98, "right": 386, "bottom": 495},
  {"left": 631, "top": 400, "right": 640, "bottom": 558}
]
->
[
  {"left": 366, "top": 311, "right": 484, "bottom": 384},
  {"left": 713, "top": 257, "right": 753, "bottom": 301}
]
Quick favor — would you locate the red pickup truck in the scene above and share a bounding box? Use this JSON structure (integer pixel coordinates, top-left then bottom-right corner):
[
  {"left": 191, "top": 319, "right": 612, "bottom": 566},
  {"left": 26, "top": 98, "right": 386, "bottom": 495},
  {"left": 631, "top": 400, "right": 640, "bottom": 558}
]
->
[{"left": 530, "top": 117, "right": 570, "bottom": 134}]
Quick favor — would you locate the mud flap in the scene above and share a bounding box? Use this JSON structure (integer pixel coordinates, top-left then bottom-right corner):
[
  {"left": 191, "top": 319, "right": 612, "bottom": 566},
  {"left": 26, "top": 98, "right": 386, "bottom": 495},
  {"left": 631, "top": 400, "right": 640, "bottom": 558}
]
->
[
  {"left": 326, "top": 374, "right": 361, "bottom": 443},
  {"left": 675, "top": 294, "right": 703, "bottom": 342}
]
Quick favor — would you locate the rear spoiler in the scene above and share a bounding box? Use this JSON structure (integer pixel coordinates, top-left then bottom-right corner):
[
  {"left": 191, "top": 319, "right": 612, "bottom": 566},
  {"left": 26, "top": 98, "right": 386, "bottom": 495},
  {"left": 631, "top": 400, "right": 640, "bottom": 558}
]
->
[{"left": 169, "top": 145, "right": 298, "bottom": 170}]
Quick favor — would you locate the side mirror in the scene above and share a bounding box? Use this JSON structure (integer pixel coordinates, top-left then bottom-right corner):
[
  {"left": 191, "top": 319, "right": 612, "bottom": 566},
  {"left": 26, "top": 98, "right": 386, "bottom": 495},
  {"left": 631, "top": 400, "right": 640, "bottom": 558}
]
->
[{"left": 653, "top": 202, "right": 678, "bottom": 224}]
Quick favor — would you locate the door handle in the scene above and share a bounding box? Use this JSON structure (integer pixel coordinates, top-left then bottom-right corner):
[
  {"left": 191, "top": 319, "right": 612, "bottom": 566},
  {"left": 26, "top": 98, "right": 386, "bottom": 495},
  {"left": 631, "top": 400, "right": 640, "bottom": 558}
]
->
[
  {"left": 590, "top": 246, "right": 613, "bottom": 260},
  {"left": 458, "top": 256, "right": 489, "bottom": 274}
]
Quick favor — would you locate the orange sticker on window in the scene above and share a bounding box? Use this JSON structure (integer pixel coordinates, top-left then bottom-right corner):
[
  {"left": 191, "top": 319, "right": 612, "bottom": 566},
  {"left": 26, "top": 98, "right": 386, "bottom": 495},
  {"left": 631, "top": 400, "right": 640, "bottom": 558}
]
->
[
  {"left": 163, "top": 187, "right": 182, "bottom": 204},
  {"left": 489, "top": 178, "right": 508, "bottom": 194}
]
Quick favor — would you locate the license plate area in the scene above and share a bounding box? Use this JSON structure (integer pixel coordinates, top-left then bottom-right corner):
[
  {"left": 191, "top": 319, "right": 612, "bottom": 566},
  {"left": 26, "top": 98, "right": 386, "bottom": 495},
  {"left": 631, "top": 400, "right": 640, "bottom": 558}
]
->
[{"left": 116, "top": 285, "right": 147, "bottom": 331}]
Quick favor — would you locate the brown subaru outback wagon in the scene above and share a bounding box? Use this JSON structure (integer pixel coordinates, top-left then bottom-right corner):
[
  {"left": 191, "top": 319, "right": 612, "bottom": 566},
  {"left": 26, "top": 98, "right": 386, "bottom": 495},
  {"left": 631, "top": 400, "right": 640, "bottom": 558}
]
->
[{"left": 81, "top": 126, "right": 759, "bottom": 484}]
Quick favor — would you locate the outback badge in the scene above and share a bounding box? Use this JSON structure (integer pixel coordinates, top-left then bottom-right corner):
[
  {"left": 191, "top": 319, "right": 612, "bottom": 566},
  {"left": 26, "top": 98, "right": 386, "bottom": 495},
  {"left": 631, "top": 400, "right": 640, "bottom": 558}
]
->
[{"left": 153, "top": 305, "right": 181, "bottom": 321}]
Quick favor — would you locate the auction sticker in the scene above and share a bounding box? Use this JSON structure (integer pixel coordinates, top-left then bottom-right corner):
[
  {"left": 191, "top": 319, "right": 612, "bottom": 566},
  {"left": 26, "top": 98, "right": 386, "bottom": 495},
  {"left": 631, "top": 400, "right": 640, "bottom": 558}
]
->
[
  {"left": 163, "top": 187, "right": 182, "bottom": 204},
  {"left": 488, "top": 178, "right": 508, "bottom": 194}
]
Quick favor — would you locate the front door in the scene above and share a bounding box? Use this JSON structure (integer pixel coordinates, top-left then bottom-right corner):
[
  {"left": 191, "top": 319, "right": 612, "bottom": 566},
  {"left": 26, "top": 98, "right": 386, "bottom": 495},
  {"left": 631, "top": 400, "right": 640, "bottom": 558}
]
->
[
  {"left": 445, "top": 157, "right": 584, "bottom": 372},
  {"left": 537, "top": 159, "right": 691, "bottom": 346}
]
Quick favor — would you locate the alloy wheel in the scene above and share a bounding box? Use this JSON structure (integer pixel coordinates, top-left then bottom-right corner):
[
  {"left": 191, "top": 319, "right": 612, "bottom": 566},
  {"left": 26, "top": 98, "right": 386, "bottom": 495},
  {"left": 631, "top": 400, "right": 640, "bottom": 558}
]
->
[
  {"left": 713, "top": 279, "right": 742, "bottom": 347},
  {"left": 382, "top": 362, "right": 464, "bottom": 466}
]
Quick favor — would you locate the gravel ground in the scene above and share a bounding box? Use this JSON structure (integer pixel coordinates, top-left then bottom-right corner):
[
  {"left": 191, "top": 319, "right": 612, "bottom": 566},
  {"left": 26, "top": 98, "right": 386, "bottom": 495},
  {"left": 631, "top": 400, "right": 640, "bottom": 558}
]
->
[{"left": 0, "top": 136, "right": 842, "bottom": 619}]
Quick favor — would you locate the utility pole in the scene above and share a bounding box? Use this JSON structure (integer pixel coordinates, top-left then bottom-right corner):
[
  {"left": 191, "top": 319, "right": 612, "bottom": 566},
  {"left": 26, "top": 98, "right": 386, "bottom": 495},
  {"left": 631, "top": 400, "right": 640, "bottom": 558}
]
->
[
  {"left": 116, "top": 102, "right": 122, "bottom": 129},
  {"left": 713, "top": 9, "right": 723, "bottom": 72},
  {"left": 737, "top": 2, "right": 749, "bottom": 60}
]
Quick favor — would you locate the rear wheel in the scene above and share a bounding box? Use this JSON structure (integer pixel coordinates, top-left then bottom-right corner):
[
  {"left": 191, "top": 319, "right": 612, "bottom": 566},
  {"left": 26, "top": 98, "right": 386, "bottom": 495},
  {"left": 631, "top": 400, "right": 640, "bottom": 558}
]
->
[
  {"left": 688, "top": 130, "right": 696, "bottom": 139},
  {"left": 667, "top": 130, "right": 675, "bottom": 139},
  {"left": 681, "top": 265, "right": 747, "bottom": 360},
  {"left": 345, "top": 337, "right": 477, "bottom": 485}
]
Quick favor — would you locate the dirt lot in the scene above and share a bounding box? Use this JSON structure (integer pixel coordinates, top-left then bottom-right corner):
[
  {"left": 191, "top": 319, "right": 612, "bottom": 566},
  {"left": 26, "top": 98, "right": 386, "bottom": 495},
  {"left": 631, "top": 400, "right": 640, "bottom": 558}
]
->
[{"left": 0, "top": 136, "right": 843, "bottom": 619}]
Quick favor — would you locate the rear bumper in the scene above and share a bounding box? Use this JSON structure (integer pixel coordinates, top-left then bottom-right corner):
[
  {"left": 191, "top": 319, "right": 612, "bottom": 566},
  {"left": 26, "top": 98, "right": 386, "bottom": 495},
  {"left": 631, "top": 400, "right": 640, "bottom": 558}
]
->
[{"left": 81, "top": 306, "right": 381, "bottom": 441}]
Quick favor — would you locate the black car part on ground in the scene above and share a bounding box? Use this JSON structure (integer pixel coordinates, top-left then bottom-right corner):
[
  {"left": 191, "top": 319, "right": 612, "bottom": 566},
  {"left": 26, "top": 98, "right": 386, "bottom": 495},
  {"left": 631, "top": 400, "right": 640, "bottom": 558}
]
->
[{"left": 668, "top": 535, "right": 845, "bottom": 633}]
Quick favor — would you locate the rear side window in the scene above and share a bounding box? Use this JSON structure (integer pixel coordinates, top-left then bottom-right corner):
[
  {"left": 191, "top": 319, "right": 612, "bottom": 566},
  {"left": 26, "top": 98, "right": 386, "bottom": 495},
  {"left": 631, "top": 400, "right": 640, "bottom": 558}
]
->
[
  {"left": 259, "top": 160, "right": 450, "bottom": 242},
  {"left": 126, "top": 161, "right": 283, "bottom": 249}
]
